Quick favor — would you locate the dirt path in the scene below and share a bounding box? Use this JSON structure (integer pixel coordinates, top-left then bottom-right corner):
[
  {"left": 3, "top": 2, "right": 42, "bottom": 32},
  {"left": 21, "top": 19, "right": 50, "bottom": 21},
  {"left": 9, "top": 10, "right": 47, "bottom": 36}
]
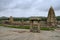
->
[{"left": 0, "top": 26, "right": 60, "bottom": 40}]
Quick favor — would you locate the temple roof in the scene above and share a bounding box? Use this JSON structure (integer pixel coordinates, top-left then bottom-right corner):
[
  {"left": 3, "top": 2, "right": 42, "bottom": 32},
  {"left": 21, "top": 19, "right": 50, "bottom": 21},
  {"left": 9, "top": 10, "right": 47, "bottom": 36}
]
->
[{"left": 49, "top": 6, "right": 54, "bottom": 11}]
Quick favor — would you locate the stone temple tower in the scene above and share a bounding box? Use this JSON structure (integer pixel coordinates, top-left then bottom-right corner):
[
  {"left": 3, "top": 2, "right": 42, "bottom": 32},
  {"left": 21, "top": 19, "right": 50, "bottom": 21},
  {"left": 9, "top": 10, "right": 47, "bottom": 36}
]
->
[
  {"left": 9, "top": 16, "right": 14, "bottom": 24},
  {"left": 47, "top": 6, "right": 57, "bottom": 27}
]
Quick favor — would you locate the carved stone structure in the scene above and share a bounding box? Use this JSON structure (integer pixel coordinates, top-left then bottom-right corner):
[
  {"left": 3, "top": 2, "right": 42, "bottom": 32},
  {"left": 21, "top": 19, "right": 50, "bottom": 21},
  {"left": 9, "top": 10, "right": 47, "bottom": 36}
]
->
[
  {"left": 9, "top": 16, "right": 14, "bottom": 24},
  {"left": 30, "top": 17, "right": 41, "bottom": 33},
  {"left": 2, "top": 6, "right": 58, "bottom": 30},
  {"left": 47, "top": 6, "right": 57, "bottom": 27}
]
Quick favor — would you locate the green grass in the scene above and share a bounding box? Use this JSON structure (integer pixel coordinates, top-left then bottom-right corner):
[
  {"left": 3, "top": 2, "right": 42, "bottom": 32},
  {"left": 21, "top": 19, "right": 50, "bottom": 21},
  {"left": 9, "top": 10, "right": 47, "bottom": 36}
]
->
[
  {"left": 0, "top": 24, "right": 55, "bottom": 31},
  {"left": 40, "top": 27, "right": 55, "bottom": 31},
  {"left": 5, "top": 25, "right": 55, "bottom": 31},
  {"left": 0, "top": 24, "right": 4, "bottom": 26},
  {"left": 6, "top": 25, "right": 30, "bottom": 29}
]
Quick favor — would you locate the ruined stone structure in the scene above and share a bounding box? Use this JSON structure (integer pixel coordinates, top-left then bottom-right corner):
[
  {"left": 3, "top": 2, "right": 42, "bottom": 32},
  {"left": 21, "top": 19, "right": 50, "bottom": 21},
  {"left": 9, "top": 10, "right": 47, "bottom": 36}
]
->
[
  {"left": 47, "top": 6, "right": 57, "bottom": 27},
  {"left": 2, "top": 6, "right": 58, "bottom": 31},
  {"left": 9, "top": 16, "right": 14, "bottom": 24},
  {"left": 30, "top": 17, "right": 41, "bottom": 33}
]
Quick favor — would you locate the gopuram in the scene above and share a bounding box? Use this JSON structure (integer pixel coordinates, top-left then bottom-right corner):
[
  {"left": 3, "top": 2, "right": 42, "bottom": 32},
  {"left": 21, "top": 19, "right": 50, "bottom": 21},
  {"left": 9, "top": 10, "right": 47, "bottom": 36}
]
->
[
  {"left": 47, "top": 6, "right": 57, "bottom": 27},
  {"left": 9, "top": 16, "right": 14, "bottom": 24}
]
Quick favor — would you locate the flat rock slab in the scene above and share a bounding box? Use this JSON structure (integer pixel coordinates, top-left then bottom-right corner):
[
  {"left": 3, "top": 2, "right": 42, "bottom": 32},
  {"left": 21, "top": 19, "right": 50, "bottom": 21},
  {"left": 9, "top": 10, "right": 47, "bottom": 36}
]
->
[{"left": 0, "top": 26, "right": 60, "bottom": 40}]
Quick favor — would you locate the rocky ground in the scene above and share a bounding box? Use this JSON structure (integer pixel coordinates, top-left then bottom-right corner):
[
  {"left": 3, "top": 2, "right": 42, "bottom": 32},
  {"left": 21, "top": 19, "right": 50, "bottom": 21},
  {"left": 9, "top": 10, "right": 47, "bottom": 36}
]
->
[{"left": 0, "top": 26, "right": 60, "bottom": 40}]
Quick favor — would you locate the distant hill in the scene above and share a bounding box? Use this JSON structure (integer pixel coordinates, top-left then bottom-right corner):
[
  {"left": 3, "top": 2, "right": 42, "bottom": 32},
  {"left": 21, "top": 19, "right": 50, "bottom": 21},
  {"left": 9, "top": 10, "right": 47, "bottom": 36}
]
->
[{"left": 0, "top": 16, "right": 60, "bottom": 21}]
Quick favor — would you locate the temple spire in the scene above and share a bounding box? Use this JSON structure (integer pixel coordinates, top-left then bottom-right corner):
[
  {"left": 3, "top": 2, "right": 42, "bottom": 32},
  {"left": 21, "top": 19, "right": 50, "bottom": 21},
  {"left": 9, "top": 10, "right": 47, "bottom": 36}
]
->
[
  {"left": 47, "top": 6, "right": 57, "bottom": 27},
  {"left": 9, "top": 16, "right": 14, "bottom": 24}
]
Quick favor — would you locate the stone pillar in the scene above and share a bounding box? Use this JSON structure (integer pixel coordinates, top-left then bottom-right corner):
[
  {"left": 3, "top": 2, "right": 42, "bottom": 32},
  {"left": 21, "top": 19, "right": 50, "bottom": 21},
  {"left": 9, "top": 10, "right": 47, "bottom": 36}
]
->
[
  {"left": 37, "top": 21, "right": 40, "bottom": 32},
  {"left": 21, "top": 19, "right": 24, "bottom": 26},
  {"left": 30, "top": 20, "right": 40, "bottom": 33},
  {"left": 30, "top": 20, "right": 33, "bottom": 32}
]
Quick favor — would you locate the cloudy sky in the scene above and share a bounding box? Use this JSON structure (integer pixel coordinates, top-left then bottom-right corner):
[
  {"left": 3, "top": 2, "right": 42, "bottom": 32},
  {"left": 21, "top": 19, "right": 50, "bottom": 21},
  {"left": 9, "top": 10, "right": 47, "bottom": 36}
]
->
[{"left": 0, "top": 0, "right": 60, "bottom": 17}]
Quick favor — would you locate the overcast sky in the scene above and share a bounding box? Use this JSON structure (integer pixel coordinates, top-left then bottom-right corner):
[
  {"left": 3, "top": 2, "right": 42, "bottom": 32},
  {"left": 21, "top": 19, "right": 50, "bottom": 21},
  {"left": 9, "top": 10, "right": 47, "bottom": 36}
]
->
[{"left": 0, "top": 0, "right": 60, "bottom": 17}]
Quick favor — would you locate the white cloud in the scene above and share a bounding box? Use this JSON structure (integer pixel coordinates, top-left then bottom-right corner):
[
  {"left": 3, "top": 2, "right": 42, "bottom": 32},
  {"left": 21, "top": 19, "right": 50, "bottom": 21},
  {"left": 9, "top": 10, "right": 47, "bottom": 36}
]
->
[{"left": 0, "top": 0, "right": 60, "bottom": 17}]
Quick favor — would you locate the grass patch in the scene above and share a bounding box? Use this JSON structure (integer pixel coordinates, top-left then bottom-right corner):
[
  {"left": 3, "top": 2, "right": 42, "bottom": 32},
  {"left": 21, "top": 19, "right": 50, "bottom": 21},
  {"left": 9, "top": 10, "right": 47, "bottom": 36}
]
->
[
  {"left": 6, "top": 25, "right": 30, "bottom": 29},
  {"left": 0, "top": 24, "right": 4, "bottom": 26},
  {"left": 5, "top": 25, "right": 55, "bottom": 31},
  {"left": 40, "top": 27, "right": 55, "bottom": 31},
  {"left": 0, "top": 24, "right": 55, "bottom": 31}
]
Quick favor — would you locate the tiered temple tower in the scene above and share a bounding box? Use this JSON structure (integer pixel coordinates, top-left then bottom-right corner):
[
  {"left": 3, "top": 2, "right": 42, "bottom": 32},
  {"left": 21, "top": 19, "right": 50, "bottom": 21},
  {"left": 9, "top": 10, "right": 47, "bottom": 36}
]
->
[
  {"left": 47, "top": 6, "right": 57, "bottom": 27},
  {"left": 9, "top": 16, "right": 14, "bottom": 24}
]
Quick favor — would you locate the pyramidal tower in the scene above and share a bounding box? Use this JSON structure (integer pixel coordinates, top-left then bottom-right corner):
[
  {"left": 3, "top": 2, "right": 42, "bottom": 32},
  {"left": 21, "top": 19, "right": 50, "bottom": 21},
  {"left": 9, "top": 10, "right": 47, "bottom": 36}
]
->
[
  {"left": 47, "top": 6, "right": 57, "bottom": 27},
  {"left": 9, "top": 16, "right": 14, "bottom": 24}
]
